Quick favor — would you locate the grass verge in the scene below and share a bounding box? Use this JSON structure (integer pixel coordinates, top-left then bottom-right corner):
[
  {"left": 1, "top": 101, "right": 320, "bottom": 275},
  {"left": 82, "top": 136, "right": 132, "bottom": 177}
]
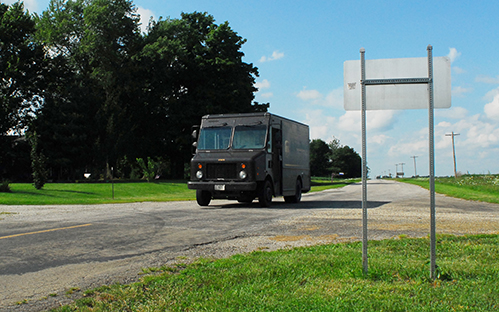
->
[
  {"left": 0, "top": 179, "right": 355, "bottom": 205},
  {"left": 398, "top": 175, "right": 499, "bottom": 204},
  {"left": 0, "top": 182, "right": 194, "bottom": 205},
  {"left": 54, "top": 234, "right": 499, "bottom": 311}
]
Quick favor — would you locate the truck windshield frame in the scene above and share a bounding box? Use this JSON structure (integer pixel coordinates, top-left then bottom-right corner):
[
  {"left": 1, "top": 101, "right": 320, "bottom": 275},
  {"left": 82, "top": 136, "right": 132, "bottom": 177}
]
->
[
  {"left": 232, "top": 124, "right": 268, "bottom": 150},
  {"left": 197, "top": 126, "right": 232, "bottom": 150}
]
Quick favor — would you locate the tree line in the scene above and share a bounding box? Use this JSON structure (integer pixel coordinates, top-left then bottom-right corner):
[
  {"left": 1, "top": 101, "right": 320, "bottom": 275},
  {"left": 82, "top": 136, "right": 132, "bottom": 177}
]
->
[
  {"left": 309, "top": 138, "right": 362, "bottom": 179},
  {"left": 1, "top": 0, "right": 360, "bottom": 187},
  {"left": 1, "top": 0, "right": 268, "bottom": 184}
]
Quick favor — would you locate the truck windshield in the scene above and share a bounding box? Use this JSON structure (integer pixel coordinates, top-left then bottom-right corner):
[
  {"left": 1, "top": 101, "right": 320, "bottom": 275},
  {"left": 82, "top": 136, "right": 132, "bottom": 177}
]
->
[
  {"left": 197, "top": 126, "right": 232, "bottom": 150},
  {"left": 232, "top": 125, "right": 267, "bottom": 149}
]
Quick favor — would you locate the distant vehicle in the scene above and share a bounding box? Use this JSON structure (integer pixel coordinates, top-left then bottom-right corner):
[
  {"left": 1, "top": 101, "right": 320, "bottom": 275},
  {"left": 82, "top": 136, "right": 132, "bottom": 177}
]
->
[{"left": 188, "top": 112, "right": 310, "bottom": 207}]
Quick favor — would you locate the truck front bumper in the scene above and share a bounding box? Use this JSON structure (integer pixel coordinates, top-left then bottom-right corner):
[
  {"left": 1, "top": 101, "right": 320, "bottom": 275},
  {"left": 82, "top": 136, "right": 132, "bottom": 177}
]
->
[{"left": 188, "top": 181, "right": 257, "bottom": 192}]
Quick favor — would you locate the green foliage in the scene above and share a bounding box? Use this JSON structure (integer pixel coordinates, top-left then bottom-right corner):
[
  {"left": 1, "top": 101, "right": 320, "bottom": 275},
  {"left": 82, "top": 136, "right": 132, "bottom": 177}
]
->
[
  {"left": 28, "top": 132, "right": 48, "bottom": 189},
  {"left": 0, "top": 2, "right": 46, "bottom": 134},
  {"left": 56, "top": 235, "right": 499, "bottom": 311},
  {"left": 136, "top": 157, "right": 160, "bottom": 182},
  {"left": 309, "top": 139, "right": 331, "bottom": 177},
  {"left": 309, "top": 138, "right": 362, "bottom": 178},
  {"left": 10, "top": 2, "right": 267, "bottom": 183},
  {"left": 0, "top": 180, "right": 11, "bottom": 192}
]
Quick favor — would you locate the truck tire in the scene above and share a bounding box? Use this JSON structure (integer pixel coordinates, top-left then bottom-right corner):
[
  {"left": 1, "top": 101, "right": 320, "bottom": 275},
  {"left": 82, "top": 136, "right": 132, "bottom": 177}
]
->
[
  {"left": 284, "top": 179, "right": 302, "bottom": 203},
  {"left": 258, "top": 180, "right": 273, "bottom": 207},
  {"left": 196, "top": 190, "right": 211, "bottom": 206}
]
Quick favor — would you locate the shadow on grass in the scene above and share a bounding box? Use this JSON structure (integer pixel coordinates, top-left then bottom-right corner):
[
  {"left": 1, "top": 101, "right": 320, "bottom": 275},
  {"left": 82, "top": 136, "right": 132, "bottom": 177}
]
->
[{"left": 12, "top": 189, "right": 96, "bottom": 197}]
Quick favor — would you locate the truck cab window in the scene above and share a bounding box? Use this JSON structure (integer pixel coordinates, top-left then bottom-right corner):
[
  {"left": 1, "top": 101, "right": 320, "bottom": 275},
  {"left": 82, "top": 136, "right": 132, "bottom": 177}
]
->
[
  {"left": 197, "top": 126, "right": 232, "bottom": 150},
  {"left": 233, "top": 125, "right": 267, "bottom": 149}
]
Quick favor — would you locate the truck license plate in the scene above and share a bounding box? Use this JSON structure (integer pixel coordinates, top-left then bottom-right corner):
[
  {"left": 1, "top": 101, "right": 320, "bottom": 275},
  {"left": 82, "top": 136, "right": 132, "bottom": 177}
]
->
[{"left": 214, "top": 184, "right": 225, "bottom": 191}]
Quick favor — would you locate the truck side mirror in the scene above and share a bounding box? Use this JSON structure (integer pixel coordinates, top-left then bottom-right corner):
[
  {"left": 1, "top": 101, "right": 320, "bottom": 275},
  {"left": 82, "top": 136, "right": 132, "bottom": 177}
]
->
[
  {"left": 191, "top": 125, "right": 199, "bottom": 140},
  {"left": 192, "top": 141, "right": 198, "bottom": 155}
]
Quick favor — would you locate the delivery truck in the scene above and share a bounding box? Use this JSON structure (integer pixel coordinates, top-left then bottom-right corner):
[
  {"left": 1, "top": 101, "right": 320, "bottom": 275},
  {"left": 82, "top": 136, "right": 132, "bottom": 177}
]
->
[{"left": 188, "top": 112, "right": 310, "bottom": 207}]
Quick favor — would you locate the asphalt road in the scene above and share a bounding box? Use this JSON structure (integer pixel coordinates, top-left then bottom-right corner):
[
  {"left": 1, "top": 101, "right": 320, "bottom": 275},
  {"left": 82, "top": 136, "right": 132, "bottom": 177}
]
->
[{"left": 1, "top": 180, "right": 498, "bottom": 311}]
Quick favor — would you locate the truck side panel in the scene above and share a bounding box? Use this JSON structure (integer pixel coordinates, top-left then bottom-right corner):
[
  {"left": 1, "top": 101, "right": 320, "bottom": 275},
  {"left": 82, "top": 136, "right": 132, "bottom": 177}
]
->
[{"left": 281, "top": 118, "right": 310, "bottom": 196}]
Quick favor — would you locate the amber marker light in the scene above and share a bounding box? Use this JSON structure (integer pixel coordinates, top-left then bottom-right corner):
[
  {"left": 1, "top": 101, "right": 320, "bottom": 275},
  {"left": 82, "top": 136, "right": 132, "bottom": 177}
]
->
[{"left": 241, "top": 163, "right": 246, "bottom": 169}]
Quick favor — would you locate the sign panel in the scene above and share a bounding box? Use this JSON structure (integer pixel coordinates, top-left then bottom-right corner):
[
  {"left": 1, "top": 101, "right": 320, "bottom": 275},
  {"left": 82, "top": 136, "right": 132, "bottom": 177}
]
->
[{"left": 344, "top": 56, "right": 451, "bottom": 110}]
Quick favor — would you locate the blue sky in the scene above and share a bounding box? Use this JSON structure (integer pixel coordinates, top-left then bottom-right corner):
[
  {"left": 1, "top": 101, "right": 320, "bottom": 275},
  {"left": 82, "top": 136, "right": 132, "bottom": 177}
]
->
[{"left": 15, "top": 0, "right": 499, "bottom": 177}]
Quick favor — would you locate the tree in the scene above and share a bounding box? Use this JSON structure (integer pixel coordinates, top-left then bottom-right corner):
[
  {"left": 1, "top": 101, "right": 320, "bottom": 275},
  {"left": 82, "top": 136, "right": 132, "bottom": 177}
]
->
[
  {"left": 309, "top": 138, "right": 362, "bottom": 179},
  {"left": 309, "top": 139, "right": 332, "bottom": 177},
  {"left": 0, "top": 2, "right": 46, "bottom": 135},
  {"left": 330, "top": 145, "right": 362, "bottom": 179},
  {"left": 35, "top": 0, "right": 143, "bottom": 178},
  {"left": 28, "top": 132, "right": 48, "bottom": 189},
  {"left": 27, "top": 4, "right": 267, "bottom": 181},
  {"left": 140, "top": 12, "right": 267, "bottom": 178}
]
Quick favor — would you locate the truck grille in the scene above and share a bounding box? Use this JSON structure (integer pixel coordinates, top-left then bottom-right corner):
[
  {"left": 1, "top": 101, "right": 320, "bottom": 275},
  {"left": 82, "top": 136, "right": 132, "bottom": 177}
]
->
[{"left": 206, "top": 163, "right": 237, "bottom": 180}]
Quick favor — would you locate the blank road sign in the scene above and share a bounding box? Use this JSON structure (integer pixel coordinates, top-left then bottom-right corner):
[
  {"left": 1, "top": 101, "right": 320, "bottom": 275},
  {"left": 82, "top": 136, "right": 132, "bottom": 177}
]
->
[{"left": 344, "top": 56, "right": 451, "bottom": 110}]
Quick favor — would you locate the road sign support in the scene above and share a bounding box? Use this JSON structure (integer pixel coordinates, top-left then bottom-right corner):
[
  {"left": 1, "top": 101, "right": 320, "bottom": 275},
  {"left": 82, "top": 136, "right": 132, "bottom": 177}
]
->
[
  {"left": 360, "top": 48, "right": 368, "bottom": 276},
  {"left": 358, "top": 45, "right": 438, "bottom": 279},
  {"left": 427, "top": 45, "right": 436, "bottom": 280}
]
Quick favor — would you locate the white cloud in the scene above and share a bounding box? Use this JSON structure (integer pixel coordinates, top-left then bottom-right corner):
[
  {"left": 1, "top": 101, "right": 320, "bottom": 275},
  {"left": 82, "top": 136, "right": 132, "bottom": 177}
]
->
[
  {"left": 367, "top": 110, "right": 398, "bottom": 131},
  {"left": 452, "top": 66, "right": 466, "bottom": 75},
  {"left": 255, "top": 79, "right": 271, "bottom": 90},
  {"left": 476, "top": 75, "right": 499, "bottom": 84},
  {"left": 137, "top": 6, "right": 155, "bottom": 33},
  {"left": 447, "top": 48, "right": 461, "bottom": 64},
  {"left": 369, "top": 134, "right": 390, "bottom": 145},
  {"left": 435, "top": 106, "right": 468, "bottom": 119},
  {"left": 484, "top": 87, "right": 499, "bottom": 102},
  {"left": 451, "top": 86, "right": 473, "bottom": 97},
  {"left": 296, "top": 87, "right": 343, "bottom": 109},
  {"left": 260, "top": 92, "right": 273, "bottom": 98},
  {"left": 388, "top": 139, "right": 428, "bottom": 156},
  {"left": 484, "top": 94, "right": 499, "bottom": 121},
  {"left": 297, "top": 88, "right": 322, "bottom": 101},
  {"left": 259, "top": 50, "right": 284, "bottom": 63},
  {"left": 337, "top": 110, "right": 398, "bottom": 133},
  {"left": 325, "top": 88, "right": 344, "bottom": 109},
  {"left": 304, "top": 109, "right": 337, "bottom": 140}
]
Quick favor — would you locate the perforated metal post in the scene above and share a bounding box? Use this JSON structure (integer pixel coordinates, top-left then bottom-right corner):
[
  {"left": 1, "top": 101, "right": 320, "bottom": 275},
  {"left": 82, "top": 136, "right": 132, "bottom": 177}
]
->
[
  {"left": 427, "top": 45, "right": 436, "bottom": 280},
  {"left": 360, "top": 48, "right": 368, "bottom": 276}
]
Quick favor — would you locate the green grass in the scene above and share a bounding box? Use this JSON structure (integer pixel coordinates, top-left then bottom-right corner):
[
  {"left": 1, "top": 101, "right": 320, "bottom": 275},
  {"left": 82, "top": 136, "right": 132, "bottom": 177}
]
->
[
  {"left": 0, "top": 179, "right": 356, "bottom": 205},
  {"left": 399, "top": 174, "right": 499, "bottom": 204},
  {"left": 0, "top": 181, "right": 194, "bottom": 205},
  {"left": 310, "top": 178, "right": 360, "bottom": 192},
  {"left": 54, "top": 234, "right": 499, "bottom": 311}
]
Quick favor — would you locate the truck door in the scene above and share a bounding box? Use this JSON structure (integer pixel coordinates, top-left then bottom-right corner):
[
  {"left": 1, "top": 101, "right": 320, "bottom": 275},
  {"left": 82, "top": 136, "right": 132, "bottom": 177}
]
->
[{"left": 272, "top": 127, "right": 282, "bottom": 195}]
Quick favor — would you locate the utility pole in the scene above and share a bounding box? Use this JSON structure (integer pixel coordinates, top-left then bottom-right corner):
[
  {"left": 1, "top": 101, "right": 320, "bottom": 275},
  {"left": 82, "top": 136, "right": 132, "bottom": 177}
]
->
[
  {"left": 395, "top": 164, "right": 399, "bottom": 178},
  {"left": 445, "top": 132, "right": 460, "bottom": 178},
  {"left": 410, "top": 156, "right": 418, "bottom": 177},
  {"left": 399, "top": 162, "right": 405, "bottom": 177}
]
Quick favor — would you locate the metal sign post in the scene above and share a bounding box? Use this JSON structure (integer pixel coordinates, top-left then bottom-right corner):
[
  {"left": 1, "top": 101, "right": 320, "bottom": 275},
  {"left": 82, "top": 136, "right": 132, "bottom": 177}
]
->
[
  {"left": 352, "top": 45, "right": 445, "bottom": 279},
  {"left": 427, "top": 45, "right": 436, "bottom": 280},
  {"left": 360, "top": 48, "right": 368, "bottom": 275}
]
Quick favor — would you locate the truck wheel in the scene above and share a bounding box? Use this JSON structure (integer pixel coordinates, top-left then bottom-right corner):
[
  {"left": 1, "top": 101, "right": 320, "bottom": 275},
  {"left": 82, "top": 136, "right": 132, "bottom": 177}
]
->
[
  {"left": 196, "top": 190, "right": 211, "bottom": 206},
  {"left": 258, "top": 180, "right": 273, "bottom": 207},
  {"left": 284, "top": 179, "right": 302, "bottom": 203}
]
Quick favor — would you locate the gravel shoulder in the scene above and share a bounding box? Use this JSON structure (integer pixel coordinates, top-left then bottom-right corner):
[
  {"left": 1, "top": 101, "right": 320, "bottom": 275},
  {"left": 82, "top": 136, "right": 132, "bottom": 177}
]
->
[{"left": 1, "top": 180, "right": 498, "bottom": 311}]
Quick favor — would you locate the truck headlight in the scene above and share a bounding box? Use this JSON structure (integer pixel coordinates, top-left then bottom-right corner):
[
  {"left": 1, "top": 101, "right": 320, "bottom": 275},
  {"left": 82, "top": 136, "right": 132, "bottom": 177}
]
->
[
  {"left": 239, "top": 170, "right": 247, "bottom": 180},
  {"left": 196, "top": 170, "right": 203, "bottom": 179}
]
